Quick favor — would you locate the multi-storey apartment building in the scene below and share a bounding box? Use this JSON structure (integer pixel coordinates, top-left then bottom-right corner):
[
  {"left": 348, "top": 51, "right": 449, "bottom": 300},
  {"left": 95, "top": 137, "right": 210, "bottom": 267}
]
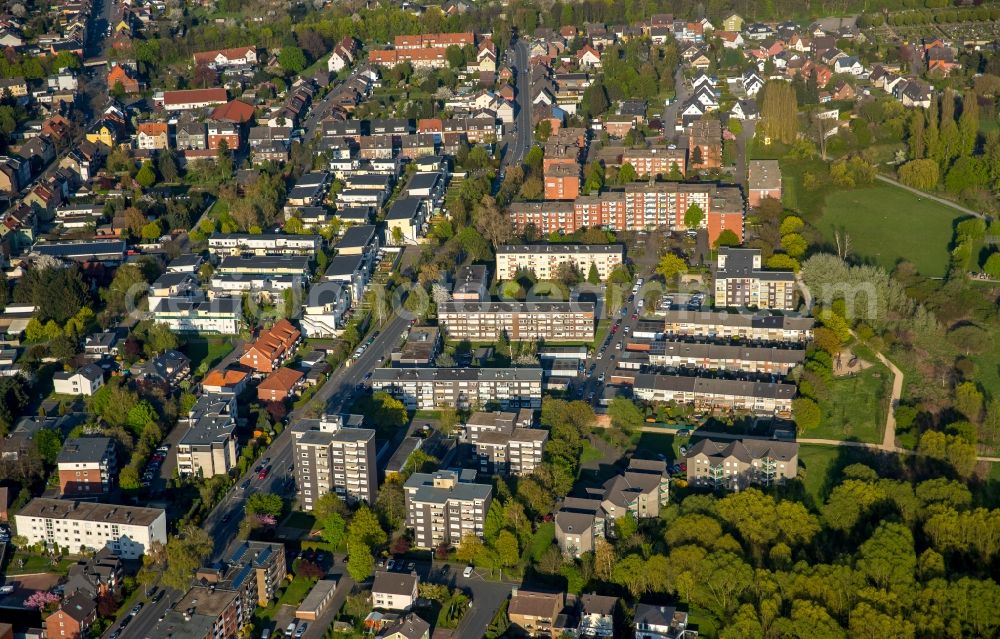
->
[
  {"left": 404, "top": 470, "right": 492, "bottom": 548},
  {"left": 207, "top": 233, "right": 322, "bottom": 257},
  {"left": 686, "top": 438, "right": 799, "bottom": 489},
  {"left": 714, "top": 248, "right": 796, "bottom": 311},
  {"left": 292, "top": 415, "right": 377, "bottom": 508},
  {"left": 631, "top": 373, "right": 796, "bottom": 414},
  {"left": 662, "top": 310, "right": 815, "bottom": 343},
  {"left": 508, "top": 589, "right": 566, "bottom": 638},
  {"left": 149, "top": 296, "right": 244, "bottom": 334},
  {"left": 621, "top": 147, "right": 687, "bottom": 178},
  {"left": 464, "top": 410, "right": 534, "bottom": 441},
  {"left": 176, "top": 395, "right": 239, "bottom": 478},
  {"left": 507, "top": 182, "right": 743, "bottom": 246},
  {"left": 646, "top": 340, "right": 805, "bottom": 375},
  {"left": 371, "top": 368, "right": 543, "bottom": 410},
  {"left": 15, "top": 499, "right": 167, "bottom": 559},
  {"left": 216, "top": 255, "right": 311, "bottom": 278},
  {"left": 219, "top": 541, "right": 287, "bottom": 606},
  {"left": 372, "top": 571, "right": 419, "bottom": 611},
  {"left": 474, "top": 428, "right": 548, "bottom": 477},
  {"left": 554, "top": 497, "right": 606, "bottom": 558},
  {"left": 747, "top": 159, "right": 782, "bottom": 208},
  {"left": 437, "top": 302, "right": 595, "bottom": 342},
  {"left": 495, "top": 244, "right": 624, "bottom": 281},
  {"left": 56, "top": 437, "right": 116, "bottom": 497}
]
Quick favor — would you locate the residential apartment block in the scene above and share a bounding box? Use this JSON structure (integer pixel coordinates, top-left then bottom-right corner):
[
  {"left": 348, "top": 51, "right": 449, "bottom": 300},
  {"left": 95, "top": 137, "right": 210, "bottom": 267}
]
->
[
  {"left": 507, "top": 182, "right": 743, "bottom": 246},
  {"left": 474, "top": 428, "right": 548, "bottom": 477},
  {"left": 150, "top": 296, "right": 244, "bottom": 334},
  {"left": 495, "top": 244, "right": 625, "bottom": 282},
  {"left": 371, "top": 368, "right": 543, "bottom": 410},
  {"left": 714, "top": 247, "right": 796, "bottom": 311},
  {"left": 508, "top": 589, "right": 565, "bottom": 638},
  {"left": 631, "top": 373, "right": 796, "bottom": 414},
  {"left": 219, "top": 540, "right": 287, "bottom": 606},
  {"left": 646, "top": 340, "right": 805, "bottom": 375},
  {"left": 52, "top": 364, "right": 104, "bottom": 397},
  {"left": 621, "top": 147, "right": 687, "bottom": 178},
  {"left": 176, "top": 395, "right": 239, "bottom": 478},
  {"left": 437, "top": 301, "right": 595, "bottom": 342},
  {"left": 56, "top": 437, "right": 116, "bottom": 497},
  {"left": 404, "top": 470, "right": 492, "bottom": 548},
  {"left": 240, "top": 319, "right": 301, "bottom": 374},
  {"left": 207, "top": 233, "right": 321, "bottom": 257},
  {"left": 662, "top": 310, "right": 814, "bottom": 343},
  {"left": 686, "top": 438, "right": 799, "bottom": 489},
  {"left": 372, "top": 571, "right": 419, "bottom": 611},
  {"left": 747, "top": 159, "right": 782, "bottom": 208},
  {"left": 15, "top": 499, "right": 167, "bottom": 559},
  {"left": 292, "top": 415, "right": 377, "bottom": 508},
  {"left": 464, "top": 410, "right": 534, "bottom": 441}
]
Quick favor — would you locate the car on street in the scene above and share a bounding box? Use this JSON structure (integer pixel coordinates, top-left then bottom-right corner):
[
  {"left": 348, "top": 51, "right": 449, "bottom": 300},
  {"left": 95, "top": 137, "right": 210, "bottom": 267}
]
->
[
  {"left": 387, "top": 559, "right": 396, "bottom": 570},
  {"left": 295, "top": 624, "right": 307, "bottom": 638},
  {"left": 131, "top": 602, "right": 143, "bottom": 615},
  {"left": 677, "top": 428, "right": 692, "bottom": 437},
  {"left": 598, "top": 373, "right": 605, "bottom": 382},
  {"left": 241, "top": 480, "right": 251, "bottom": 490},
  {"left": 221, "top": 512, "right": 232, "bottom": 523},
  {"left": 258, "top": 466, "right": 270, "bottom": 480},
  {"left": 0, "top": 585, "right": 14, "bottom": 594},
  {"left": 262, "top": 457, "right": 271, "bottom": 466},
  {"left": 109, "top": 631, "right": 120, "bottom": 639},
  {"left": 463, "top": 566, "right": 474, "bottom": 578}
]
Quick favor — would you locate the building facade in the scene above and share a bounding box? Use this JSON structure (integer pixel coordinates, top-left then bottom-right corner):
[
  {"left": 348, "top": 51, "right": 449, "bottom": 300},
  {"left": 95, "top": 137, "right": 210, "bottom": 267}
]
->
[
  {"left": 686, "top": 438, "right": 799, "bottom": 489},
  {"left": 293, "top": 416, "right": 378, "bottom": 508},
  {"left": 631, "top": 373, "right": 796, "bottom": 414},
  {"left": 56, "top": 437, "right": 116, "bottom": 497},
  {"left": 437, "top": 302, "right": 595, "bottom": 342},
  {"left": 496, "top": 244, "right": 624, "bottom": 281},
  {"left": 371, "top": 368, "right": 543, "bottom": 411},
  {"left": 662, "top": 310, "right": 814, "bottom": 343},
  {"left": 403, "top": 470, "right": 492, "bottom": 548},
  {"left": 15, "top": 499, "right": 167, "bottom": 559},
  {"left": 714, "top": 248, "right": 796, "bottom": 311}
]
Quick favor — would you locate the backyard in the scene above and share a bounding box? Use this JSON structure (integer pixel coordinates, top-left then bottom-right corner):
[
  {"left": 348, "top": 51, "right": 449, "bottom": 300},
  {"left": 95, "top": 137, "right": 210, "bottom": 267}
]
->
[{"left": 181, "top": 337, "right": 236, "bottom": 373}]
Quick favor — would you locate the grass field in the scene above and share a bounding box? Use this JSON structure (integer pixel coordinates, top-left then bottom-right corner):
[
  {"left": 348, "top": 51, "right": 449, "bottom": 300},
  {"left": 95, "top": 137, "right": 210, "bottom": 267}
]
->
[
  {"left": 818, "top": 184, "right": 960, "bottom": 277},
  {"left": 812, "top": 366, "right": 888, "bottom": 444},
  {"left": 182, "top": 337, "right": 234, "bottom": 372}
]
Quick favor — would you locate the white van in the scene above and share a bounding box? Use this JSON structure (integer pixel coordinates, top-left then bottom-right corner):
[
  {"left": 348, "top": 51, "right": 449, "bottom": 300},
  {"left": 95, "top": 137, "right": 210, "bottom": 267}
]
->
[
  {"left": 261, "top": 630, "right": 271, "bottom": 639},
  {"left": 285, "top": 622, "right": 297, "bottom": 638}
]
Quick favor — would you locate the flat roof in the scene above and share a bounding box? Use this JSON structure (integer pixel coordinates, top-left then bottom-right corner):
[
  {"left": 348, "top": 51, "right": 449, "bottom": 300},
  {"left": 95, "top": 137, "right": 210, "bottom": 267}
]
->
[
  {"left": 18, "top": 498, "right": 164, "bottom": 526},
  {"left": 372, "top": 367, "right": 543, "bottom": 383},
  {"left": 497, "top": 244, "right": 623, "bottom": 255}
]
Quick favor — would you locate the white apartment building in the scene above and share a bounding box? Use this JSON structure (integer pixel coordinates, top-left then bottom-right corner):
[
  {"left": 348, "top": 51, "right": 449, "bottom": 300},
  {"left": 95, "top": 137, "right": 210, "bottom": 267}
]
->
[
  {"left": 207, "top": 233, "right": 322, "bottom": 257},
  {"left": 495, "top": 244, "right": 625, "bottom": 281},
  {"left": 437, "top": 301, "right": 595, "bottom": 342},
  {"left": 149, "top": 296, "right": 244, "bottom": 334},
  {"left": 176, "top": 395, "right": 239, "bottom": 478},
  {"left": 497, "top": 244, "right": 625, "bottom": 281},
  {"left": 404, "top": 470, "right": 492, "bottom": 548},
  {"left": 371, "top": 368, "right": 543, "bottom": 411},
  {"left": 292, "top": 416, "right": 377, "bottom": 509},
  {"left": 15, "top": 498, "right": 167, "bottom": 559},
  {"left": 371, "top": 571, "right": 419, "bottom": 611}
]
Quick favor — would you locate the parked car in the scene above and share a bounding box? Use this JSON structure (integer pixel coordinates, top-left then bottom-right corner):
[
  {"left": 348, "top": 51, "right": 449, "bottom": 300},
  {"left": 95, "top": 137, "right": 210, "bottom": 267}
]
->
[
  {"left": 463, "top": 566, "right": 474, "bottom": 578},
  {"left": 0, "top": 585, "right": 14, "bottom": 594}
]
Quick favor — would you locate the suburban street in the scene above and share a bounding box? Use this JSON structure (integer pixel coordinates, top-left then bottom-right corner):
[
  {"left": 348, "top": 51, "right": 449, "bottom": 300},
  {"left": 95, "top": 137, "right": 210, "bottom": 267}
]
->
[{"left": 502, "top": 38, "right": 533, "bottom": 168}]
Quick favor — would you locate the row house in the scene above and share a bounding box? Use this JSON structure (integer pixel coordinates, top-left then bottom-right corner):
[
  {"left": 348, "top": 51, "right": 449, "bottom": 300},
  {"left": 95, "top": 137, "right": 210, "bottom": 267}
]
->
[
  {"left": 328, "top": 36, "right": 358, "bottom": 73},
  {"left": 630, "top": 373, "right": 796, "bottom": 414},
  {"left": 239, "top": 318, "right": 301, "bottom": 374},
  {"left": 159, "top": 87, "right": 228, "bottom": 111},
  {"left": 662, "top": 309, "right": 814, "bottom": 344},
  {"left": 645, "top": 340, "right": 805, "bottom": 375},
  {"left": 193, "top": 45, "right": 258, "bottom": 69}
]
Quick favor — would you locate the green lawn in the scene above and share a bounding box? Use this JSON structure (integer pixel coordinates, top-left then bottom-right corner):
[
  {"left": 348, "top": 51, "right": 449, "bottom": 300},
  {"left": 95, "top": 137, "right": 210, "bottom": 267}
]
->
[
  {"left": 281, "top": 511, "right": 316, "bottom": 531},
  {"left": 5, "top": 552, "right": 76, "bottom": 575},
  {"left": 818, "top": 184, "right": 960, "bottom": 277},
  {"left": 275, "top": 576, "right": 316, "bottom": 609},
  {"left": 182, "top": 337, "right": 235, "bottom": 373},
  {"left": 812, "top": 366, "right": 889, "bottom": 444},
  {"left": 797, "top": 445, "right": 840, "bottom": 505},
  {"left": 580, "top": 440, "right": 604, "bottom": 465},
  {"left": 527, "top": 522, "right": 555, "bottom": 562}
]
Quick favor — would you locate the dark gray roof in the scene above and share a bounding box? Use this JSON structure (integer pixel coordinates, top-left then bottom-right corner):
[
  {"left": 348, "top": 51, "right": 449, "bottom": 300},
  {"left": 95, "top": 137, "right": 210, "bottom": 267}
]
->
[
  {"left": 385, "top": 196, "right": 423, "bottom": 221},
  {"left": 56, "top": 437, "right": 112, "bottom": 464},
  {"left": 372, "top": 571, "right": 418, "bottom": 596},
  {"left": 686, "top": 437, "right": 799, "bottom": 463},
  {"left": 662, "top": 310, "right": 814, "bottom": 331},
  {"left": 372, "top": 367, "right": 542, "bottom": 383},
  {"left": 633, "top": 373, "right": 797, "bottom": 400},
  {"left": 336, "top": 224, "right": 377, "bottom": 249},
  {"left": 497, "top": 244, "right": 623, "bottom": 256}
]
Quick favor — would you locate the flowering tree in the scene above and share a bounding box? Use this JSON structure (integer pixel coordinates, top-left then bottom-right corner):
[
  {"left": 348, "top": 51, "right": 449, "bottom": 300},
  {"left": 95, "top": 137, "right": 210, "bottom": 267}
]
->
[
  {"left": 255, "top": 514, "right": 277, "bottom": 527},
  {"left": 24, "top": 591, "right": 60, "bottom": 611}
]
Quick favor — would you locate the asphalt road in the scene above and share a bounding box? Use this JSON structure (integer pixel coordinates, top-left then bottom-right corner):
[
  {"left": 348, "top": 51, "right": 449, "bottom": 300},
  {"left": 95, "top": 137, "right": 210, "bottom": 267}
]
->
[{"left": 502, "top": 39, "right": 533, "bottom": 168}]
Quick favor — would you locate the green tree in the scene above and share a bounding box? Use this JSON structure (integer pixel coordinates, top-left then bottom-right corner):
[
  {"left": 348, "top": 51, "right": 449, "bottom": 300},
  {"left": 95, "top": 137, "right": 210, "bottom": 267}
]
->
[
  {"left": 119, "top": 465, "right": 140, "bottom": 490},
  {"left": 494, "top": 530, "right": 519, "bottom": 575},
  {"left": 135, "top": 160, "right": 157, "bottom": 188},
  {"left": 583, "top": 161, "right": 605, "bottom": 194},
  {"left": 982, "top": 252, "right": 1000, "bottom": 278},
  {"left": 141, "top": 220, "right": 164, "bottom": 242},
  {"left": 587, "top": 263, "right": 600, "bottom": 285},
  {"left": 780, "top": 233, "right": 808, "bottom": 259},
  {"left": 607, "top": 397, "right": 644, "bottom": 433},
  {"left": 779, "top": 216, "right": 804, "bottom": 236},
  {"left": 445, "top": 45, "right": 466, "bottom": 69},
  {"left": 617, "top": 162, "right": 637, "bottom": 184},
  {"left": 657, "top": 253, "right": 687, "bottom": 281},
  {"left": 278, "top": 46, "right": 308, "bottom": 73},
  {"left": 163, "top": 526, "right": 213, "bottom": 591},
  {"left": 714, "top": 229, "right": 741, "bottom": 248},
  {"left": 898, "top": 159, "right": 940, "bottom": 190},
  {"left": 346, "top": 541, "right": 373, "bottom": 582},
  {"left": 246, "top": 493, "right": 284, "bottom": 517},
  {"left": 125, "top": 401, "right": 157, "bottom": 436},
  {"left": 954, "top": 382, "right": 984, "bottom": 422},
  {"left": 145, "top": 322, "right": 178, "bottom": 354},
  {"left": 759, "top": 81, "right": 799, "bottom": 144},
  {"left": 793, "top": 397, "right": 821, "bottom": 433},
  {"left": 348, "top": 505, "right": 387, "bottom": 548},
  {"left": 34, "top": 428, "right": 64, "bottom": 464},
  {"left": 314, "top": 493, "right": 348, "bottom": 547},
  {"left": 684, "top": 203, "right": 704, "bottom": 229}
]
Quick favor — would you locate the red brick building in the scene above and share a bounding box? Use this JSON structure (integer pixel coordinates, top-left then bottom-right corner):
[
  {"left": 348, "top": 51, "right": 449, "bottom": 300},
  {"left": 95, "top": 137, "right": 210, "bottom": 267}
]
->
[{"left": 45, "top": 592, "right": 97, "bottom": 639}]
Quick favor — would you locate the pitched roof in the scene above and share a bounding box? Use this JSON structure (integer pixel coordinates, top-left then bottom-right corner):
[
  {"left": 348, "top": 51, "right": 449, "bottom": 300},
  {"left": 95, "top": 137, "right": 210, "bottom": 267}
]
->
[
  {"left": 202, "top": 368, "right": 250, "bottom": 388},
  {"left": 210, "top": 99, "right": 256, "bottom": 123},
  {"left": 258, "top": 367, "right": 304, "bottom": 392},
  {"left": 372, "top": 571, "right": 418, "bottom": 596}
]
